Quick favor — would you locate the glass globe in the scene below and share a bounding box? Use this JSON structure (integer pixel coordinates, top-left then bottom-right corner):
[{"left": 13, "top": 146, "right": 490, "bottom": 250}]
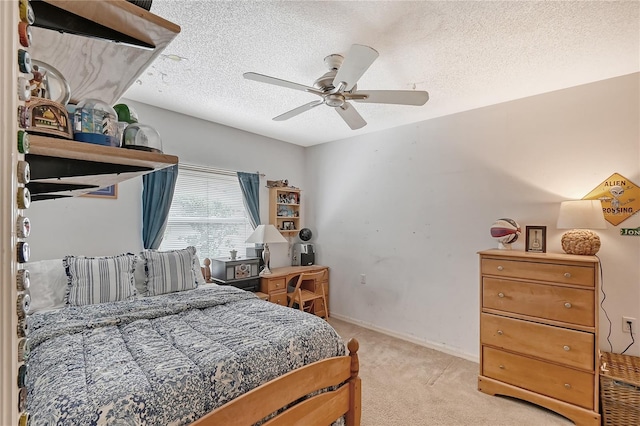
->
[
  {"left": 122, "top": 123, "right": 163, "bottom": 153},
  {"left": 73, "top": 98, "right": 119, "bottom": 146}
]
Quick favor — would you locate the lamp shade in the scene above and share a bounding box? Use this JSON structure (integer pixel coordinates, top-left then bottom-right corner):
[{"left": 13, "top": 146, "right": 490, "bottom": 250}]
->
[
  {"left": 556, "top": 200, "right": 607, "bottom": 230},
  {"left": 245, "top": 224, "right": 287, "bottom": 244}
]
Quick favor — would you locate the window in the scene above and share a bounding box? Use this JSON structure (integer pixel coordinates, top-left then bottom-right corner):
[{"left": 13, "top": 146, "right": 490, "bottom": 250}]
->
[{"left": 159, "top": 165, "right": 253, "bottom": 260}]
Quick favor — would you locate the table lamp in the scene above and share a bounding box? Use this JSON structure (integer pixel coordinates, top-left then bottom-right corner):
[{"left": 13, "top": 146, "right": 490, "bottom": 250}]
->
[
  {"left": 556, "top": 200, "right": 607, "bottom": 255},
  {"left": 245, "top": 224, "right": 287, "bottom": 274}
]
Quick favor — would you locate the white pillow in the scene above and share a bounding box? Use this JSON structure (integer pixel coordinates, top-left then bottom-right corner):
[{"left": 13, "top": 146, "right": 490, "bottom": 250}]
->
[
  {"left": 24, "top": 259, "right": 67, "bottom": 313},
  {"left": 193, "top": 254, "right": 207, "bottom": 286},
  {"left": 141, "top": 246, "right": 199, "bottom": 296},
  {"left": 64, "top": 254, "right": 137, "bottom": 306}
]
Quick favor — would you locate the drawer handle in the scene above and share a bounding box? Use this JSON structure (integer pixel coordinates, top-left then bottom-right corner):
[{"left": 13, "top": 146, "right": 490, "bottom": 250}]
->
[
  {"left": 497, "top": 330, "right": 503, "bottom": 335},
  {"left": 497, "top": 266, "right": 504, "bottom": 271},
  {"left": 564, "top": 272, "right": 572, "bottom": 278},
  {"left": 564, "top": 383, "right": 571, "bottom": 389},
  {"left": 564, "top": 302, "right": 572, "bottom": 309},
  {"left": 498, "top": 292, "right": 505, "bottom": 298},
  {"left": 275, "top": 283, "right": 281, "bottom": 288},
  {"left": 499, "top": 365, "right": 505, "bottom": 369},
  {"left": 563, "top": 345, "right": 571, "bottom": 351}
]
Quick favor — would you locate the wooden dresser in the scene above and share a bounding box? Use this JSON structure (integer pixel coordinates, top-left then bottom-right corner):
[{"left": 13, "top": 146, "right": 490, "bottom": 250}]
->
[
  {"left": 478, "top": 250, "right": 600, "bottom": 426},
  {"left": 260, "top": 265, "right": 329, "bottom": 316}
]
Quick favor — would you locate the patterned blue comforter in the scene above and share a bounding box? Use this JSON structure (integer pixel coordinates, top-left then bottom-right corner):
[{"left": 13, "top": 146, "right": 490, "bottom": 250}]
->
[{"left": 26, "top": 285, "right": 345, "bottom": 425}]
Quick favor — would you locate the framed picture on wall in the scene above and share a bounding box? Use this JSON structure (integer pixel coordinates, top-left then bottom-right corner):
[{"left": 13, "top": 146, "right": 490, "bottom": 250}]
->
[
  {"left": 525, "top": 226, "right": 546, "bottom": 253},
  {"left": 83, "top": 184, "right": 118, "bottom": 199}
]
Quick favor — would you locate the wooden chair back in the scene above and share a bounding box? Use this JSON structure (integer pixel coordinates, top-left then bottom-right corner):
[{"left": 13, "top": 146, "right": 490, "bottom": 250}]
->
[
  {"left": 288, "top": 269, "right": 325, "bottom": 296},
  {"left": 287, "top": 269, "right": 329, "bottom": 319}
]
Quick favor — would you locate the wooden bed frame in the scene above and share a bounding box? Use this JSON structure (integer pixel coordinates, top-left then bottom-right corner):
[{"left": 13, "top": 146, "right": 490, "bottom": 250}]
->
[{"left": 192, "top": 338, "right": 361, "bottom": 426}]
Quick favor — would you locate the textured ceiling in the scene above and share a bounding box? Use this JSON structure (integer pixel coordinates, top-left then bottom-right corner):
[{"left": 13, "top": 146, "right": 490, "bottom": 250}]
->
[{"left": 123, "top": 1, "right": 640, "bottom": 147}]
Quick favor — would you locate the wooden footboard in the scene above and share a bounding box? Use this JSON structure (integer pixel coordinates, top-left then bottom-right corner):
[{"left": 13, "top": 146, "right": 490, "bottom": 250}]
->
[{"left": 192, "top": 338, "right": 361, "bottom": 426}]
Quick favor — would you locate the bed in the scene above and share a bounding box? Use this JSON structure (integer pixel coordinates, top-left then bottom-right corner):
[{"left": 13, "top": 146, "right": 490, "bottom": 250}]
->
[{"left": 23, "top": 249, "right": 360, "bottom": 425}]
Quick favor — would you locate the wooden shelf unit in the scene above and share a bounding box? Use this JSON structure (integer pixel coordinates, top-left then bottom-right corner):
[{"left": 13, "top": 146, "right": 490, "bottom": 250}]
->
[
  {"left": 21, "top": 0, "right": 181, "bottom": 201},
  {"left": 269, "top": 187, "right": 301, "bottom": 235},
  {"left": 26, "top": 136, "right": 178, "bottom": 200},
  {"left": 1, "top": 1, "right": 180, "bottom": 424},
  {"left": 30, "top": 0, "right": 181, "bottom": 106}
]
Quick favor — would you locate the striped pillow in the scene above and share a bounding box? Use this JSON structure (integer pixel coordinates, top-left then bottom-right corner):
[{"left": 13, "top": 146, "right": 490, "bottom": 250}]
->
[
  {"left": 141, "top": 246, "right": 198, "bottom": 296},
  {"left": 64, "top": 254, "right": 137, "bottom": 306}
]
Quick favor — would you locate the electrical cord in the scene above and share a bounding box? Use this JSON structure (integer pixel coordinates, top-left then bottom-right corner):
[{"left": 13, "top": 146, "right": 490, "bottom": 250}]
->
[
  {"left": 597, "top": 254, "right": 635, "bottom": 354},
  {"left": 622, "top": 322, "right": 636, "bottom": 355},
  {"left": 596, "top": 255, "right": 614, "bottom": 352}
]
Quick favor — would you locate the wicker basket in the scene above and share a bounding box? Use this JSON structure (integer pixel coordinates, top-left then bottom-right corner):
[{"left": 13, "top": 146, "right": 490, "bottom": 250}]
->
[{"left": 600, "top": 351, "right": 640, "bottom": 426}]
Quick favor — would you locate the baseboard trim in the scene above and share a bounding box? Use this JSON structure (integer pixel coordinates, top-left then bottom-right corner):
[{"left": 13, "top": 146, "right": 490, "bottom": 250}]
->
[{"left": 330, "top": 313, "right": 479, "bottom": 363}]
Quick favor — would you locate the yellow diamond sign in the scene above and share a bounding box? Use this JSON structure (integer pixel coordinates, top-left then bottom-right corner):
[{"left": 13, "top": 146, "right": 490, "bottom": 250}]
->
[{"left": 583, "top": 173, "right": 640, "bottom": 226}]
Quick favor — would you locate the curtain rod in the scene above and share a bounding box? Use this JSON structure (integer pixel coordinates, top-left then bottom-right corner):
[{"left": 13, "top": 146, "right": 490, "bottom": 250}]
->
[{"left": 179, "top": 162, "right": 265, "bottom": 177}]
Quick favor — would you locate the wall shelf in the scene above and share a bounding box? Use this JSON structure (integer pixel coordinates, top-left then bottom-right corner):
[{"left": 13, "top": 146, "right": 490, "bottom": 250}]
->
[
  {"left": 29, "top": 0, "right": 181, "bottom": 105},
  {"left": 23, "top": 1, "right": 181, "bottom": 201},
  {"left": 26, "top": 135, "right": 178, "bottom": 200},
  {"left": 269, "top": 188, "right": 301, "bottom": 234}
]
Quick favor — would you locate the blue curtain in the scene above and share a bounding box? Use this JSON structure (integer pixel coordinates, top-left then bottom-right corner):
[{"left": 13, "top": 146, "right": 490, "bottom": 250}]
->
[
  {"left": 237, "top": 171, "right": 260, "bottom": 228},
  {"left": 142, "top": 165, "right": 178, "bottom": 249}
]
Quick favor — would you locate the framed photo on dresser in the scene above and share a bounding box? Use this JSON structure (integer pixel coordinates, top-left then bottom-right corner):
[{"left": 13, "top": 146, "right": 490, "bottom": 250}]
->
[{"left": 525, "top": 225, "right": 546, "bottom": 253}]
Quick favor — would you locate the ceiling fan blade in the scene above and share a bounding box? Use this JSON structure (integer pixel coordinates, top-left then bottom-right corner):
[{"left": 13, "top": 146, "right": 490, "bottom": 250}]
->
[
  {"left": 273, "top": 100, "right": 324, "bottom": 121},
  {"left": 333, "top": 44, "right": 379, "bottom": 92},
  {"left": 350, "top": 90, "right": 429, "bottom": 106},
  {"left": 243, "top": 72, "right": 324, "bottom": 96},
  {"left": 335, "top": 102, "right": 367, "bottom": 130}
]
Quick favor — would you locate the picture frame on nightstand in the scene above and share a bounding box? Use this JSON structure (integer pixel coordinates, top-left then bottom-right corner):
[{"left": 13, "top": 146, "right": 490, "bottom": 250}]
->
[{"left": 525, "top": 225, "right": 546, "bottom": 253}]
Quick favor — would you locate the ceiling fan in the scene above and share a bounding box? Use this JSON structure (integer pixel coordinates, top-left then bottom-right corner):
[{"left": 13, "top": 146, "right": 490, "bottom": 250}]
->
[{"left": 243, "top": 44, "right": 429, "bottom": 130}]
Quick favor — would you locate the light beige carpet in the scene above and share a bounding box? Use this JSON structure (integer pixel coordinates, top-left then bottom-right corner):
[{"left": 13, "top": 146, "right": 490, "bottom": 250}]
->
[{"left": 329, "top": 318, "right": 576, "bottom": 426}]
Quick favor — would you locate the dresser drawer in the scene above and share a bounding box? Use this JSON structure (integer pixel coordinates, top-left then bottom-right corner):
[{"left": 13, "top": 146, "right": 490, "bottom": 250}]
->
[
  {"left": 481, "top": 313, "right": 594, "bottom": 370},
  {"left": 269, "top": 293, "right": 288, "bottom": 306},
  {"left": 483, "top": 278, "right": 594, "bottom": 327},
  {"left": 482, "top": 346, "right": 595, "bottom": 409},
  {"left": 481, "top": 258, "right": 594, "bottom": 287},
  {"left": 263, "top": 277, "right": 287, "bottom": 293}
]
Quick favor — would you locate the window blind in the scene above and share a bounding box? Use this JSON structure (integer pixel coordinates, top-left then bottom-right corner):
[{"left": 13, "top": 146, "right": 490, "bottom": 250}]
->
[{"left": 159, "top": 165, "right": 253, "bottom": 260}]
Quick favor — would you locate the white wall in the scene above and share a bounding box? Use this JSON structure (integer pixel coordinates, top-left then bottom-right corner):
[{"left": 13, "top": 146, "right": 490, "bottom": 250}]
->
[
  {"left": 306, "top": 73, "right": 640, "bottom": 359},
  {"left": 27, "top": 74, "right": 640, "bottom": 361},
  {"left": 26, "top": 100, "right": 307, "bottom": 268}
]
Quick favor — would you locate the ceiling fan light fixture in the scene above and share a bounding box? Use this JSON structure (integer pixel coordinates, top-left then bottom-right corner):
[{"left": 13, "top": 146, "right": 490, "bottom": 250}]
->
[
  {"left": 325, "top": 94, "right": 345, "bottom": 107},
  {"left": 243, "top": 44, "right": 429, "bottom": 129}
]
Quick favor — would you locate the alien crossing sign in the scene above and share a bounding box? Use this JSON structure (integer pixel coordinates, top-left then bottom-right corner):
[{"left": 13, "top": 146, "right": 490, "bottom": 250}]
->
[
  {"left": 583, "top": 173, "right": 640, "bottom": 226},
  {"left": 620, "top": 227, "right": 640, "bottom": 236}
]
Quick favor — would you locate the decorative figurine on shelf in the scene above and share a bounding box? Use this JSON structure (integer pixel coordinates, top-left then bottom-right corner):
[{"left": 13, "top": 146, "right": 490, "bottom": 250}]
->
[
  {"left": 29, "top": 64, "right": 47, "bottom": 98},
  {"left": 202, "top": 258, "right": 212, "bottom": 283},
  {"left": 267, "top": 179, "right": 289, "bottom": 188}
]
